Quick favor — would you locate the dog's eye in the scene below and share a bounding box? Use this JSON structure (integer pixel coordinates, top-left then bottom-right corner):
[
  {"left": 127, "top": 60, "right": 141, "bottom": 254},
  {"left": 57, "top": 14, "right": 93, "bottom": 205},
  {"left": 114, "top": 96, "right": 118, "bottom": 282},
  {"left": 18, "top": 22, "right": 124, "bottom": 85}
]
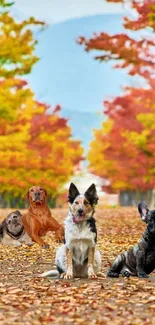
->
[
  {"left": 30, "top": 189, "right": 34, "bottom": 192},
  {"left": 40, "top": 188, "right": 43, "bottom": 191},
  {"left": 84, "top": 200, "right": 89, "bottom": 206},
  {"left": 75, "top": 201, "right": 79, "bottom": 205}
]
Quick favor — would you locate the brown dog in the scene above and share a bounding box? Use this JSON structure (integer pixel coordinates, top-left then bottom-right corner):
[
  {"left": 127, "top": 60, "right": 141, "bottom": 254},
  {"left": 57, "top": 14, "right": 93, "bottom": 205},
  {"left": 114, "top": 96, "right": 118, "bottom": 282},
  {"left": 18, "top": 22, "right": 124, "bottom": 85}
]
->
[{"left": 22, "top": 186, "right": 64, "bottom": 248}]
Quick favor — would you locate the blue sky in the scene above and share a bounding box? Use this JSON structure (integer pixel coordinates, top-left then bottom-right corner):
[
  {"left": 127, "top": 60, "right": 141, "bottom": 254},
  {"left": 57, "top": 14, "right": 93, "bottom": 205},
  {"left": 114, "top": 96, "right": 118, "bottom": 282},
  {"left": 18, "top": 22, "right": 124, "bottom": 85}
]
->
[
  {"left": 27, "top": 14, "right": 133, "bottom": 149},
  {"left": 11, "top": 1, "right": 135, "bottom": 150}
]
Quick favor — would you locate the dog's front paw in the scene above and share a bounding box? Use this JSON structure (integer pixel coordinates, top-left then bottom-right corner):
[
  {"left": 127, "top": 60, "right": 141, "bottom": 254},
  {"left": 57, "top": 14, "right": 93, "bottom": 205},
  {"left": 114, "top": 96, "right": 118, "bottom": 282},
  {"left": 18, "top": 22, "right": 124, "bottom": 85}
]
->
[
  {"left": 88, "top": 266, "right": 97, "bottom": 279},
  {"left": 64, "top": 272, "right": 73, "bottom": 280},
  {"left": 138, "top": 272, "right": 149, "bottom": 278},
  {"left": 122, "top": 270, "right": 130, "bottom": 278},
  {"left": 15, "top": 243, "right": 22, "bottom": 247},
  {"left": 55, "top": 229, "right": 64, "bottom": 243},
  {"left": 41, "top": 244, "right": 50, "bottom": 249},
  {"left": 27, "top": 242, "right": 34, "bottom": 247},
  {"left": 56, "top": 238, "right": 63, "bottom": 244},
  {"left": 60, "top": 271, "right": 73, "bottom": 280},
  {"left": 107, "top": 270, "right": 119, "bottom": 278},
  {"left": 88, "top": 272, "right": 97, "bottom": 279}
]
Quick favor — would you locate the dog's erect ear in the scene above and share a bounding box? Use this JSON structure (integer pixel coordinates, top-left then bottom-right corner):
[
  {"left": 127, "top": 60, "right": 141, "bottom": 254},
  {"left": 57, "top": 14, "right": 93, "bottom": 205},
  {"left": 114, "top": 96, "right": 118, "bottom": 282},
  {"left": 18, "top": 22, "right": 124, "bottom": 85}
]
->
[
  {"left": 138, "top": 202, "right": 149, "bottom": 223},
  {"left": 85, "top": 184, "right": 99, "bottom": 206},
  {"left": 68, "top": 183, "right": 80, "bottom": 203}
]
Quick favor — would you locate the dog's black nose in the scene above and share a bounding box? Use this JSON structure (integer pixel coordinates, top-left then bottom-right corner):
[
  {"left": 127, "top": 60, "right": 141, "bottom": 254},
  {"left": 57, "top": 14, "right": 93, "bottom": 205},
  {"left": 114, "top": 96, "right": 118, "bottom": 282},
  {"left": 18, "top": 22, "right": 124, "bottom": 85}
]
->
[
  {"left": 78, "top": 208, "right": 84, "bottom": 215},
  {"left": 35, "top": 191, "right": 40, "bottom": 196},
  {"left": 12, "top": 217, "right": 18, "bottom": 224}
]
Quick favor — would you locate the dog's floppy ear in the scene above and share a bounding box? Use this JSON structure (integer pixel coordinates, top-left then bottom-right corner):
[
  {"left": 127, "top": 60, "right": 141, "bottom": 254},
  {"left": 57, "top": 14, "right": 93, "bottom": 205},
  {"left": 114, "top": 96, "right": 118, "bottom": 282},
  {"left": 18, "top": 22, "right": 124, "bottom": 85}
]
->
[
  {"left": 85, "top": 184, "right": 99, "bottom": 206},
  {"left": 68, "top": 183, "right": 80, "bottom": 203},
  {"left": 43, "top": 188, "right": 48, "bottom": 197},
  {"left": 138, "top": 202, "right": 149, "bottom": 223},
  {"left": 44, "top": 188, "right": 50, "bottom": 200},
  {"left": 14, "top": 210, "right": 22, "bottom": 216},
  {"left": 24, "top": 191, "right": 29, "bottom": 200},
  {"left": 0, "top": 219, "right": 6, "bottom": 237}
]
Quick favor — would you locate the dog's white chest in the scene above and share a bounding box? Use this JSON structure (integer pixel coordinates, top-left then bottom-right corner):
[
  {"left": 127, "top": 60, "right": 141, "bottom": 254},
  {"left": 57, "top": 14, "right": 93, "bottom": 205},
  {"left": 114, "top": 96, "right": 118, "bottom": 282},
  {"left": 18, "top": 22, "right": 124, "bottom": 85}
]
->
[
  {"left": 65, "top": 217, "right": 96, "bottom": 264},
  {"left": 65, "top": 218, "right": 95, "bottom": 246}
]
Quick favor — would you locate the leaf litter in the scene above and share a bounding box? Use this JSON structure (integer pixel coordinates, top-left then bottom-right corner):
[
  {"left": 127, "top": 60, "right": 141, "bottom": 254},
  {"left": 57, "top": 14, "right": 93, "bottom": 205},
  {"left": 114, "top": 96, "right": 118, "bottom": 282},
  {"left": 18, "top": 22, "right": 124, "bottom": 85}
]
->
[{"left": 0, "top": 207, "right": 155, "bottom": 324}]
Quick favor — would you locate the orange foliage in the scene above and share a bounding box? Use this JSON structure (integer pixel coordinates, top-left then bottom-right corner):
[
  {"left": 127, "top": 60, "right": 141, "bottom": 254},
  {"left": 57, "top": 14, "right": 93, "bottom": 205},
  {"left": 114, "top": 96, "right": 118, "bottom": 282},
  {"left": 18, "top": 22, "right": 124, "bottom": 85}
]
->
[
  {"left": 88, "top": 87, "right": 155, "bottom": 192},
  {"left": 0, "top": 86, "right": 83, "bottom": 197},
  {"left": 80, "top": 0, "right": 155, "bottom": 193},
  {"left": 0, "top": 1, "right": 83, "bottom": 200}
]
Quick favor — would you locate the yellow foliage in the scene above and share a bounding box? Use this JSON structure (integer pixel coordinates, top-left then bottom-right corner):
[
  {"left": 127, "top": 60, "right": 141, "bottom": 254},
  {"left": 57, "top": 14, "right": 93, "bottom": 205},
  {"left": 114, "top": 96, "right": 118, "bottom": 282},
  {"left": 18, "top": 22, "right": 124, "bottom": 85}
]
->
[
  {"left": 122, "top": 129, "right": 150, "bottom": 149},
  {"left": 0, "top": 89, "right": 83, "bottom": 198}
]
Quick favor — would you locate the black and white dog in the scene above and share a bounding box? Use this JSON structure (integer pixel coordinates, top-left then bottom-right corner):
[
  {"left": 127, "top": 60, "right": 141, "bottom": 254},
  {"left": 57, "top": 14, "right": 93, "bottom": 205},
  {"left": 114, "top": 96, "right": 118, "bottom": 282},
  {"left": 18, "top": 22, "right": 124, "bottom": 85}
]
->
[
  {"left": 0, "top": 210, "right": 33, "bottom": 246},
  {"left": 107, "top": 202, "right": 155, "bottom": 278},
  {"left": 41, "top": 183, "right": 101, "bottom": 279}
]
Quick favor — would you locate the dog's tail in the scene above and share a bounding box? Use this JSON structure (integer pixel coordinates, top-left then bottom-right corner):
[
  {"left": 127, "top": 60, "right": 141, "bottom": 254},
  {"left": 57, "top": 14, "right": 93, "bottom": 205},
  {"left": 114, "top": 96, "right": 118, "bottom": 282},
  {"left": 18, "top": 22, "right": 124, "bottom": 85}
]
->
[{"left": 39, "top": 269, "right": 59, "bottom": 278}]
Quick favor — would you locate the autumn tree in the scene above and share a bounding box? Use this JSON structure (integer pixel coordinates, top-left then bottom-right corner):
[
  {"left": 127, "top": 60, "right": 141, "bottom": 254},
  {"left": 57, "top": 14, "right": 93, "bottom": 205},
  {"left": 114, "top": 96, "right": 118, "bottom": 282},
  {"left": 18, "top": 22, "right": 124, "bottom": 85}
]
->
[
  {"left": 88, "top": 87, "right": 155, "bottom": 205},
  {"left": 0, "top": 1, "right": 83, "bottom": 207},
  {"left": 0, "top": 0, "right": 44, "bottom": 121},
  {"left": 79, "top": 0, "right": 155, "bottom": 81},
  {"left": 79, "top": 0, "right": 155, "bottom": 205},
  {"left": 0, "top": 92, "right": 83, "bottom": 207}
]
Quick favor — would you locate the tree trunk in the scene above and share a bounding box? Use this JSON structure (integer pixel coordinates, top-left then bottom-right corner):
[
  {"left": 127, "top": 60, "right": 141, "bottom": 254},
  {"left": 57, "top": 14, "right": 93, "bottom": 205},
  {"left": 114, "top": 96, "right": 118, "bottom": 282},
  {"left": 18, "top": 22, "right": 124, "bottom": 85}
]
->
[{"left": 119, "top": 189, "right": 153, "bottom": 207}]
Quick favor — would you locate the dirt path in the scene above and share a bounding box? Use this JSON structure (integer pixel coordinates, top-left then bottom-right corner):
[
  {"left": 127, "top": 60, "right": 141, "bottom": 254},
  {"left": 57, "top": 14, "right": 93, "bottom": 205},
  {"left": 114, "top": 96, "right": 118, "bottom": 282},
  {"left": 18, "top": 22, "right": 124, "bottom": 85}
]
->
[{"left": 0, "top": 208, "right": 155, "bottom": 324}]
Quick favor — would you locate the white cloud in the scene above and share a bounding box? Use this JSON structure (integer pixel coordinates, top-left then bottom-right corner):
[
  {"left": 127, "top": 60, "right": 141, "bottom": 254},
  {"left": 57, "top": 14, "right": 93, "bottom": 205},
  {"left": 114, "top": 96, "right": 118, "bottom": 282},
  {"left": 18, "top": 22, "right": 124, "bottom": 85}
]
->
[{"left": 13, "top": 0, "right": 125, "bottom": 24}]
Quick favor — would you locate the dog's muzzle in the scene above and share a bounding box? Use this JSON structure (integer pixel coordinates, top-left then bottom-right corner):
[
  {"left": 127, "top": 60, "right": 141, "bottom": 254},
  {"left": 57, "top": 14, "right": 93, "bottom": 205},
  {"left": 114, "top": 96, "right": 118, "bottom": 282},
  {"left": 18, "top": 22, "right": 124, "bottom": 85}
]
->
[
  {"left": 73, "top": 209, "right": 85, "bottom": 223},
  {"left": 12, "top": 219, "right": 19, "bottom": 225},
  {"left": 33, "top": 192, "right": 42, "bottom": 202}
]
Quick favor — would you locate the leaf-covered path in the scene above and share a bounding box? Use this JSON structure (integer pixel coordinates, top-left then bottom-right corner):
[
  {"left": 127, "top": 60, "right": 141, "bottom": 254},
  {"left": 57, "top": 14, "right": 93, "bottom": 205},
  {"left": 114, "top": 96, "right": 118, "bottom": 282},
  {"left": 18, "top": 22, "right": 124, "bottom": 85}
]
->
[{"left": 0, "top": 208, "right": 155, "bottom": 325}]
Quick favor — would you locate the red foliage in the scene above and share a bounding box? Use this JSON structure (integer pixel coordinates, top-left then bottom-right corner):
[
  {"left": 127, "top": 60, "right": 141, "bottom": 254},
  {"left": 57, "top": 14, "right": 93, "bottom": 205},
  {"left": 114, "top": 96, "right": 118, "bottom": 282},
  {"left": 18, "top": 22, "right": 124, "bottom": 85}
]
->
[
  {"left": 78, "top": 0, "right": 155, "bottom": 81},
  {"left": 103, "top": 88, "right": 155, "bottom": 191}
]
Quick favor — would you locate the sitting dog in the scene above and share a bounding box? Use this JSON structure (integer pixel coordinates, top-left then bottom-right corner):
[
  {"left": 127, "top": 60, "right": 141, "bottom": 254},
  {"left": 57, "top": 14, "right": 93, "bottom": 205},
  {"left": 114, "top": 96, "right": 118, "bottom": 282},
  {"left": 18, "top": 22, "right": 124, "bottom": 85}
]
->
[
  {"left": 40, "top": 183, "right": 101, "bottom": 279},
  {"left": 107, "top": 202, "right": 155, "bottom": 278},
  {"left": 22, "top": 186, "right": 64, "bottom": 248},
  {"left": 0, "top": 210, "right": 33, "bottom": 246}
]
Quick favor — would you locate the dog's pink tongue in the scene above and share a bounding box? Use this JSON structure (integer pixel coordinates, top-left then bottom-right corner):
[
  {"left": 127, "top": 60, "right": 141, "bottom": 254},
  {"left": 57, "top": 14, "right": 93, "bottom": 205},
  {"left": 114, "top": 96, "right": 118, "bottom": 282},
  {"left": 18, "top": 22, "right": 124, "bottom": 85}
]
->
[{"left": 73, "top": 216, "right": 84, "bottom": 223}]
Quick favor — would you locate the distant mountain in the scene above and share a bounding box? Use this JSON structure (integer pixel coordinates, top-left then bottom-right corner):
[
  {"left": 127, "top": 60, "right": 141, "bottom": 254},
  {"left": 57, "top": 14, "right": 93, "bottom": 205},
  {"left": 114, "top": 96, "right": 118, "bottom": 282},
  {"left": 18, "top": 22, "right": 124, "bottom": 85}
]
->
[{"left": 27, "top": 14, "right": 134, "bottom": 149}]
